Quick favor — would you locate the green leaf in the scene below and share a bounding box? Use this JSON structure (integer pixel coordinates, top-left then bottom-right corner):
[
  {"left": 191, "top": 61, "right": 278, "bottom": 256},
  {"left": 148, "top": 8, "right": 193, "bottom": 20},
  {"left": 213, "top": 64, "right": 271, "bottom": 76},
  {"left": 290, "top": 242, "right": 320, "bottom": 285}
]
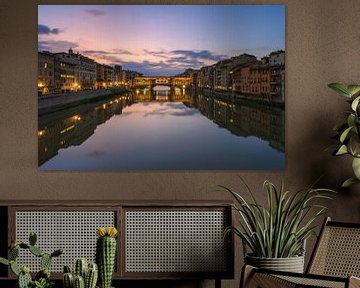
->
[
  {"left": 328, "top": 83, "right": 351, "bottom": 97},
  {"left": 350, "top": 135, "right": 360, "bottom": 157},
  {"left": 347, "top": 85, "right": 360, "bottom": 97},
  {"left": 347, "top": 114, "right": 356, "bottom": 127},
  {"left": 336, "top": 145, "right": 348, "bottom": 155},
  {"left": 351, "top": 96, "right": 360, "bottom": 111},
  {"left": 340, "top": 126, "right": 353, "bottom": 143},
  {"left": 342, "top": 177, "right": 360, "bottom": 188},
  {"left": 0, "top": 257, "right": 9, "bottom": 266},
  {"left": 352, "top": 157, "right": 360, "bottom": 179}
]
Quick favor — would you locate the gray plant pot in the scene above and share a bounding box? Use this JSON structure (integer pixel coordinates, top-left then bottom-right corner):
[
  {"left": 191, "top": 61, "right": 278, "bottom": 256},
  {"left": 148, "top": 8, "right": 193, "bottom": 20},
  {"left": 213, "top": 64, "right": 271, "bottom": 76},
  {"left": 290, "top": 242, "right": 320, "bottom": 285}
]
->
[{"left": 245, "top": 254, "right": 305, "bottom": 273}]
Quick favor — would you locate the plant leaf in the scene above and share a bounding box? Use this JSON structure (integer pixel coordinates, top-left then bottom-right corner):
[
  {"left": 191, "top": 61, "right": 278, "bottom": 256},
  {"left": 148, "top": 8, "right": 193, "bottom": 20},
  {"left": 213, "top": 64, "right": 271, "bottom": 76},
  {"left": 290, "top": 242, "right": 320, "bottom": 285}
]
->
[
  {"left": 340, "top": 126, "right": 353, "bottom": 143},
  {"left": 336, "top": 145, "right": 348, "bottom": 155},
  {"left": 347, "top": 114, "right": 356, "bottom": 128},
  {"left": 328, "top": 83, "right": 351, "bottom": 97},
  {"left": 352, "top": 157, "right": 360, "bottom": 179},
  {"left": 347, "top": 85, "right": 360, "bottom": 97},
  {"left": 351, "top": 96, "right": 360, "bottom": 111},
  {"left": 342, "top": 177, "right": 360, "bottom": 188}
]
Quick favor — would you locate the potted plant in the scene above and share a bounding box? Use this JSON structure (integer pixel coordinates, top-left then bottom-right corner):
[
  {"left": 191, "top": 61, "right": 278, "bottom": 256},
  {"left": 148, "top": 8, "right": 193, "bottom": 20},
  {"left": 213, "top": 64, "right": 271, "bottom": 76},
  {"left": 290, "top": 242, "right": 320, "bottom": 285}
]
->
[
  {"left": 328, "top": 83, "right": 360, "bottom": 187},
  {"left": 62, "top": 258, "right": 98, "bottom": 288},
  {"left": 0, "top": 232, "right": 64, "bottom": 288},
  {"left": 221, "top": 179, "right": 334, "bottom": 273}
]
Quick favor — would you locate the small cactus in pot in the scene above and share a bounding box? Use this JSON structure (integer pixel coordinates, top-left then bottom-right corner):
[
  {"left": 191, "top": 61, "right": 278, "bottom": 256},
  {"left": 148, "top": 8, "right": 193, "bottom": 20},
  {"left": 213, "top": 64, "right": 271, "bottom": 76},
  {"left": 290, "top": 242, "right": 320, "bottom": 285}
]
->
[
  {"left": 62, "top": 259, "right": 98, "bottom": 288},
  {"left": 96, "top": 227, "right": 118, "bottom": 288}
]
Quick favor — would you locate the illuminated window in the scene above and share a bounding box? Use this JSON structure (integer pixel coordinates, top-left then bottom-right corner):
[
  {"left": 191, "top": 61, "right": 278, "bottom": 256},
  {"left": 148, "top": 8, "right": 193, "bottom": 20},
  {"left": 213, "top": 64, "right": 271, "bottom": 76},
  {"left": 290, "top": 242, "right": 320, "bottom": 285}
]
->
[{"left": 44, "top": 63, "right": 48, "bottom": 69}]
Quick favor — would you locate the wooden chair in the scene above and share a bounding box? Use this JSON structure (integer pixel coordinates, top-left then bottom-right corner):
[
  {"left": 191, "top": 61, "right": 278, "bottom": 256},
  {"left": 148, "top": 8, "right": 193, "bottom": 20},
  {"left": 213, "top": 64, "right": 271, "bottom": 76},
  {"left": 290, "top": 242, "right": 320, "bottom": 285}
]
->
[{"left": 241, "top": 217, "right": 360, "bottom": 288}]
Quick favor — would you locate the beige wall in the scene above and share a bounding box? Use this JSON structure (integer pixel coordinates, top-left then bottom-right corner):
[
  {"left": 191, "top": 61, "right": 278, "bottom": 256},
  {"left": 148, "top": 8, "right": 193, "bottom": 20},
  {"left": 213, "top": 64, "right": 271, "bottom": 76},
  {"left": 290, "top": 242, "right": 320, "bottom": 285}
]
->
[{"left": 1, "top": 0, "right": 360, "bottom": 287}]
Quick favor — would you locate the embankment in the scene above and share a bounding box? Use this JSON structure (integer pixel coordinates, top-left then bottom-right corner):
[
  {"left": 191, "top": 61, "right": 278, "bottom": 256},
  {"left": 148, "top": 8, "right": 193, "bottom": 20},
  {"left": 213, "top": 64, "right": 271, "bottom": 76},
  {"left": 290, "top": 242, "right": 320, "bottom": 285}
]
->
[{"left": 38, "top": 88, "right": 130, "bottom": 116}]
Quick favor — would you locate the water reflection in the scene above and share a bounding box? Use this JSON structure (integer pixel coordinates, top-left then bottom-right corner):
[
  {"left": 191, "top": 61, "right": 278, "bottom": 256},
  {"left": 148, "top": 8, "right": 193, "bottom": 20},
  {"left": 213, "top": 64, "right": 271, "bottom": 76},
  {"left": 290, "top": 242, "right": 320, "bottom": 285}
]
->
[{"left": 38, "top": 87, "right": 284, "bottom": 169}]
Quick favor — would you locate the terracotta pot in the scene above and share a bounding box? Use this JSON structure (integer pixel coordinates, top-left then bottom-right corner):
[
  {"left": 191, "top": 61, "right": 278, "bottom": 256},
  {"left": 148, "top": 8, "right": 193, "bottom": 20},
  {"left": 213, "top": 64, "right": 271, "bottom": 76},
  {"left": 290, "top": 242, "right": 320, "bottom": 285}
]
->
[{"left": 245, "top": 254, "right": 304, "bottom": 273}]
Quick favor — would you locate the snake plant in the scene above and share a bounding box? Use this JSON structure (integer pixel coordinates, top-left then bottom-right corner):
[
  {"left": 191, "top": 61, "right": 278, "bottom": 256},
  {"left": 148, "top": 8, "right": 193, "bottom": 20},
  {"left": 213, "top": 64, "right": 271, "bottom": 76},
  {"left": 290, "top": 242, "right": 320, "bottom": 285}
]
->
[
  {"left": 221, "top": 179, "right": 335, "bottom": 258},
  {"left": 328, "top": 83, "right": 360, "bottom": 187}
]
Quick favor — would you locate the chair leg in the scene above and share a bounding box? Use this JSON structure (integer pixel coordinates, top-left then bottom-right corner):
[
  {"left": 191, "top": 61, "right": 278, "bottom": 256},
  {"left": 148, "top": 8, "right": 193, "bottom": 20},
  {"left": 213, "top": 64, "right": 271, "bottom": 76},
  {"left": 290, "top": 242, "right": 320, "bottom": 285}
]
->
[
  {"left": 240, "top": 265, "right": 255, "bottom": 288},
  {"left": 215, "top": 278, "right": 221, "bottom": 288}
]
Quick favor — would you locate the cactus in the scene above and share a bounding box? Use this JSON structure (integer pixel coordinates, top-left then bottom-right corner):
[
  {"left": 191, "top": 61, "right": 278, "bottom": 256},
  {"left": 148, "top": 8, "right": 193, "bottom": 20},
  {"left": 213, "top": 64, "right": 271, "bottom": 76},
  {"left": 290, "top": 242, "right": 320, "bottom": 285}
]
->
[
  {"left": 51, "top": 248, "right": 64, "bottom": 258},
  {"left": 96, "top": 227, "right": 118, "bottom": 288},
  {"left": 19, "top": 243, "right": 30, "bottom": 249},
  {"left": 41, "top": 253, "right": 52, "bottom": 270},
  {"left": 10, "top": 260, "right": 20, "bottom": 276},
  {"left": 9, "top": 246, "right": 19, "bottom": 260},
  {"left": 29, "top": 246, "right": 44, "bottom": 257},
  {"left": 85, "top": 263, "right": 98, "bottom": 288},
  {"left": 73, "top": 275, "right": 85, "bottom": 288},
  {"left": 19, "top": 270, "right": 32, "bottom": 288},
  {"left": 64, "top": 265, "right": 72, "bottom": 273},
  {"left": 63, "top": 272, "right": 74, "bottom": 288},
  {"left": 74, "top": 258, "right": 87, "bottom": 279},
  {"left": 0, "top": 257, "right": 9, "bottom": 266},
  {"left": 0, "top": 232, "right": 64, "bottom": 288},
  {"left": 63, "top": 260, "right": 98, "bottom": 288},
  {"left": 29, "top": 232, "right": 37, "bottom": 246}
]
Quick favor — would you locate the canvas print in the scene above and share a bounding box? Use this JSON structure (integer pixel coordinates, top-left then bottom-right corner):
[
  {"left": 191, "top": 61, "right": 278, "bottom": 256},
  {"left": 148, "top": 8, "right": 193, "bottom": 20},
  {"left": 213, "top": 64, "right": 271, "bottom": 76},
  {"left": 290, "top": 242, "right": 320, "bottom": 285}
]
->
[{"left": 38, "top": 5, "right": 285, "bottom": 170}]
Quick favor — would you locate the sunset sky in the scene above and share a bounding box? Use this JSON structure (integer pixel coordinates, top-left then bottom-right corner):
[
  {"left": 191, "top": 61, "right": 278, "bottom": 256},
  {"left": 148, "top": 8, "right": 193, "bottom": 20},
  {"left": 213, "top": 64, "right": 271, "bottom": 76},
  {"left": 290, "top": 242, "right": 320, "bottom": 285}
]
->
[{"left": 38, "top": 5, "right": 285, "bottom": 76}]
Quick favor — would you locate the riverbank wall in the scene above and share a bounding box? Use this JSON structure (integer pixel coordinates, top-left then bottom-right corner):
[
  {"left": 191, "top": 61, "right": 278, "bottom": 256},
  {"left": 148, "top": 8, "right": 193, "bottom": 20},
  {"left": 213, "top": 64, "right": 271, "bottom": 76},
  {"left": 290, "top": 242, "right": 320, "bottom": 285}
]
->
[
  {"left": 201, "top": 88, "right": 285, "bottom": 108},
  {"left": 38, "top": 88, "right": 129, "bottom": 116}
]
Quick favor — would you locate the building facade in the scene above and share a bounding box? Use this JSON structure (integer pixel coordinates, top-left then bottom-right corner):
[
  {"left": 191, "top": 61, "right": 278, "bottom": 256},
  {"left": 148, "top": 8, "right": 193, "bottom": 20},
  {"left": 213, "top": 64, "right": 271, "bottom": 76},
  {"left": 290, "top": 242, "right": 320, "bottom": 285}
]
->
[
  {"left": 55, "top": 49, "right": 96, "bottom": 90},
  {"left": 54, "top": 57, "right": 75, "bottom": 93},
  {"left": 38, "top": 51, "right": 55, "bottom": 95},
  {"left": 113, "top": 65, "right": 123, "bottom": 85},
  {"left": 96, "top": 63, "right": 114, "bottom": 89},
  {"left": 269, "top": 50, "right": 285, "bottom": 102}
]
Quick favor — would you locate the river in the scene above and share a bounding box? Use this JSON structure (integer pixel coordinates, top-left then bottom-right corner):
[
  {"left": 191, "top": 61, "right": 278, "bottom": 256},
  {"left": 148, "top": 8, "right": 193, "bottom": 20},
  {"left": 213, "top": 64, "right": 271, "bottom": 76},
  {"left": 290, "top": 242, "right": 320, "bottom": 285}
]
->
[{"left": 38, "top": 87, "right": 285, "bottom": 170}]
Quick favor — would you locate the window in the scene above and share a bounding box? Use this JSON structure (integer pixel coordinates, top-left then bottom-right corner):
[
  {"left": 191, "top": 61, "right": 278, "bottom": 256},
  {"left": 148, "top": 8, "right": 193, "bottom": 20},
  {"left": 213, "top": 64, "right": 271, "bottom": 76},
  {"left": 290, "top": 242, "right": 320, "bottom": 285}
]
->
[{"left": 44, "top": 63, "right": 48, "bottom": 69}]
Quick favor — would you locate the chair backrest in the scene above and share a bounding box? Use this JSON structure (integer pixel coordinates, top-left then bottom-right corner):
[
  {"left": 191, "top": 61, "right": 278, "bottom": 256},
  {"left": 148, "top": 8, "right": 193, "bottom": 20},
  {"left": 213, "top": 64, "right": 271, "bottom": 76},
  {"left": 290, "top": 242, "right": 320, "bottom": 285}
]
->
[{"left": 307, "top": 217, "right": 360, "bottom": 277}]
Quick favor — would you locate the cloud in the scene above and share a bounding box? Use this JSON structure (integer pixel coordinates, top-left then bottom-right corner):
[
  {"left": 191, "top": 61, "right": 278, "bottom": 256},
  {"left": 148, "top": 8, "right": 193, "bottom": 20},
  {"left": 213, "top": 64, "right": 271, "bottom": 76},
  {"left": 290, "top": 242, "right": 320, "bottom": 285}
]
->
[
  {"left": 80, "top": 48, "right": 227, "bottom": 75},
  {"left": 38, "top": 24, "right": 61, "bottom": 35},
  {"left": 143, "top": 49, "right": 169, "bottom": 58},
  {"left": 38, "top": 40, "right": 78, "bottom": 52},
  {"left": 85, "top": 9, "right": 107, "bottom": 16},
  {"left": 83, "top": 49, "right": 133, "bottom": 56},
  {"left": 143, "top": 104, "right": 200, "bottom": 117},
  {"left": 171, "top": 50, "right": 227, "bottom": 62}
]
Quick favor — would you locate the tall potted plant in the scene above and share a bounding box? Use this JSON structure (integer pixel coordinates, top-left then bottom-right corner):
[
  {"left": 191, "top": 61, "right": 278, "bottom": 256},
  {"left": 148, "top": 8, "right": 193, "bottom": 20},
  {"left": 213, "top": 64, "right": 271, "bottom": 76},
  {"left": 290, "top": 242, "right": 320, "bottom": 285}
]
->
[
  {"left": 221, "top": 179, "right": 334, "bottom": 273},
  {"left": 328, "top": 83, "right": 360, "bottom": 187}
]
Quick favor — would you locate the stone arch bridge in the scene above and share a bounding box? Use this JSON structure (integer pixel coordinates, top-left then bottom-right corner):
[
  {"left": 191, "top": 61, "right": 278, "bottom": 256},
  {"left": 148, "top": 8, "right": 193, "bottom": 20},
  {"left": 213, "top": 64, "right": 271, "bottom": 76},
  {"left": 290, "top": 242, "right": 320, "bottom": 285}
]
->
[{"left": 133, "top": 76, "right": 192, "bottom": 89}]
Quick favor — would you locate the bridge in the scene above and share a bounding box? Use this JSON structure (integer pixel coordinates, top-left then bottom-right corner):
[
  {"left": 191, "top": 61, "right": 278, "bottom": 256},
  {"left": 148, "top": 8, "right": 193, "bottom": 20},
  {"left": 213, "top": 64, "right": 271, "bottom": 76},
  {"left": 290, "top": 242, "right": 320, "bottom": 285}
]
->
[{"left": 132, "top": 76, "right": 192, "bottom": 89}]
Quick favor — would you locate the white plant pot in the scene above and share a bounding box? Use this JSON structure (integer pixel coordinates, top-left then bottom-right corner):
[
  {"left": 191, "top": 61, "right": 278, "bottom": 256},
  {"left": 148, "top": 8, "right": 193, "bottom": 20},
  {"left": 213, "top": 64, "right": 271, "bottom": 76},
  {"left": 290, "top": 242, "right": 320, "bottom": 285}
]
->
[{"left": 245, "top": 254, "right": 305, "bottom": 273}]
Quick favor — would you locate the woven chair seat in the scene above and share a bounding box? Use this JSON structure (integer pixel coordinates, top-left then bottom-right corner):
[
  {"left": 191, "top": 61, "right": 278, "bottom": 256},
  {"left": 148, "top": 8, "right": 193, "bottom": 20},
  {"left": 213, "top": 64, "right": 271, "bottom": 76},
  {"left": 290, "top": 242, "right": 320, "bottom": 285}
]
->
[{"left": 277, "top": 275, "right": 346, "bottom": 288}]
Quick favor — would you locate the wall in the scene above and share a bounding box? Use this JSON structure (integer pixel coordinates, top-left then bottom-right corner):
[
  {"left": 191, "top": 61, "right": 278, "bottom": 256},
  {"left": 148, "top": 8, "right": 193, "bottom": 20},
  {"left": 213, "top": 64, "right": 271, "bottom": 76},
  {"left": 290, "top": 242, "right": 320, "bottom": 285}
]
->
[{"left": 0, "top": 0, "right": 360, "bottom": 287}]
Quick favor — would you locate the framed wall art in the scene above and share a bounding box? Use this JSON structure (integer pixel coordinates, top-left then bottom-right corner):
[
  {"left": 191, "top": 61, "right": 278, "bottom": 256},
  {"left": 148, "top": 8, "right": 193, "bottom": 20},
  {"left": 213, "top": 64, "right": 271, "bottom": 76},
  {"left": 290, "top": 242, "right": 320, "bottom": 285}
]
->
[{"left": 38, "top": 5, "right": 285, "bottom": 170}]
